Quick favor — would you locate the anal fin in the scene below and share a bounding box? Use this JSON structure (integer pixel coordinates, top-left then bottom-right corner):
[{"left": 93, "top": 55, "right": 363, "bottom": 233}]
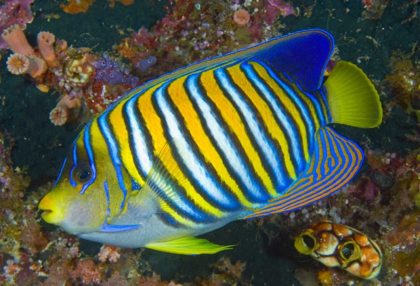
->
[
  {"left": 244, "top": 126, "right": 363, "bottom": 219},
  {"left": 145, "top": 236, "right": 234, "bottom": 255}
]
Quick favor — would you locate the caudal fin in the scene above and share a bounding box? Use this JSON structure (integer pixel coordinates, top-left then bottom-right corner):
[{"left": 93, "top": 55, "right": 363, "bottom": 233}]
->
[{"left": 324, "top": 61, "right": 382, "bottom": 128}]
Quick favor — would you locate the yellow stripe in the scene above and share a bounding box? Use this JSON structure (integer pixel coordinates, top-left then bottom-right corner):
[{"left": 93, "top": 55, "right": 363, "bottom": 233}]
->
[
  {"left": 167, "top": 76, "right": 252, "bottom": 207},
  {"left": 227, "top": 63, "right": 296, "bottom": 182},
  {"left": 200, "top": 69, "right": 274, "bottom": 194},
  {"left": 250, "top": 62, "right": 310, "bottom": 164},
  {"left": 108, "top": 97, "right": 145, "bottom": 186},
  {"left": 89, "top": 119, "right": 125, "bottom": 217},
  {"left": 158, "top": 198, "right": 195, "bottom": 227},
  {"left": 138, "top": 83, "right": 224, "bottom": 218}
]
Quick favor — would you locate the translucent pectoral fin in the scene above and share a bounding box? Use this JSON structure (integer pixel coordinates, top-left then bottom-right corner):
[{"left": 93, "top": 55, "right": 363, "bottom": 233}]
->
[
  {"left": 128, "top": 141, "right": 196, "bottom": 225},
  {"left": 145, "top": 236, "right": 235, "bottom": 255}
]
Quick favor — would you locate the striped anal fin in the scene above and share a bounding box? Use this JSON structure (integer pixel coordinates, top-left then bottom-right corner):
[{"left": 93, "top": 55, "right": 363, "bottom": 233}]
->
[{"left": 243, "top": 126, "right": 363, "bottom": 219}]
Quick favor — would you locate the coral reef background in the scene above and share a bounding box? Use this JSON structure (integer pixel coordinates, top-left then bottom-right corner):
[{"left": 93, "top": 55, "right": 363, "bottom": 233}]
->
[{"left": 0, "top": 0, "right": 420, "bottom": 285}]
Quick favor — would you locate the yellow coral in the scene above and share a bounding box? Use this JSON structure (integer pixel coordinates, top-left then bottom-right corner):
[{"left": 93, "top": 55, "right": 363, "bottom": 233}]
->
[{"left": 317, "top": 269, "right": 333, "bottom": 286}]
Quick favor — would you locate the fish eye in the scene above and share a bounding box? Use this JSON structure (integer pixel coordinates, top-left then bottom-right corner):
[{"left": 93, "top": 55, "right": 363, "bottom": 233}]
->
[
  {"left": 72, "top": 163, "right": 93, "bottom": 184},
  {"left": 340, "top": 241, "right": 360, "bottom": 262}
]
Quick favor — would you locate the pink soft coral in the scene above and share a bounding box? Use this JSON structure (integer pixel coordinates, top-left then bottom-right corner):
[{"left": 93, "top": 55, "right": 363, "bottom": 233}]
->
[
  {"left": 266, "top": 0, "right": 296, "bottom": 25},
  {"left": 0, "top": 0, "right": 34, "bottom": 50}
]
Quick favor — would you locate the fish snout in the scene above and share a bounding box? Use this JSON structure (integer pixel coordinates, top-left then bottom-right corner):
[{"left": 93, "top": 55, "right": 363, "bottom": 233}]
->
[{"left": 39, "top": 193, "right": 65, "bottom": 225}]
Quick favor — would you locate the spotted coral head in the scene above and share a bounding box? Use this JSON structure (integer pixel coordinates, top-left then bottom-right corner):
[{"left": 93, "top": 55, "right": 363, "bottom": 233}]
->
[{"left": 294, "top": 221, "right": 382, "bottom": 280}]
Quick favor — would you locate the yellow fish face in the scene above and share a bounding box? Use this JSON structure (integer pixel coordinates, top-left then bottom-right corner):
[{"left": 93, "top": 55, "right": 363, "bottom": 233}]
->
[
  {"left": 39, "top": 135, "right": 111, "bottom": 235},
  {"left": 294, "top": 221, "right": 382, "bottom": 280}
]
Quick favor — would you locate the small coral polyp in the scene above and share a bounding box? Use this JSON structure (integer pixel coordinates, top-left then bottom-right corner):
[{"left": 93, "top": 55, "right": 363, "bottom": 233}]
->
[
  {"left": 1, "top": 24, "right": 142, "bottom": 125},
  {"left": 64, "top": 56, "right": 95, "bottom": 85}
]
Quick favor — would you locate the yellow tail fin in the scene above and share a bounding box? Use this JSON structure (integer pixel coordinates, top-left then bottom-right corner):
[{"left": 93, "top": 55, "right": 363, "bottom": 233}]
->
[{"left": 324, "top": 61, "right": 382, "bottom": 128}]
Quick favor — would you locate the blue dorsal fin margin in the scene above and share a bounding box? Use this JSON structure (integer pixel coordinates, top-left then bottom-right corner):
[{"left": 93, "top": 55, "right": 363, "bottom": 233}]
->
[
  {"left": 253, "top": 29, "right": 334, "bottom": 92},
  {"left": 120, "top": 29, "right": 334, "bottom": 102}
]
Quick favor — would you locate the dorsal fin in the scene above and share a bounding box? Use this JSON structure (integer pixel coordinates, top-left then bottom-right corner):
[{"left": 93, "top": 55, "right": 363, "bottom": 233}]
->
[
  {"left": 243, "top": 126, "right": 363, "bottom": 219},
  {"left": 253, "top": 29, "right": 334, "bottom": 91},
  {"left": 122, "top": 29, "right": 334, "bottom": 101}
]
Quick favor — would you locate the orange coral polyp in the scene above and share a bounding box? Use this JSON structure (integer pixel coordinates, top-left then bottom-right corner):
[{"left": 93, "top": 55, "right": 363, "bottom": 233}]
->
[
  {"left": 58, "top": 94, "right": 81, "bottom": 110},
  {"left": 233, "top": 9, "right": 250, "bottom": 27},
  {"left": 49, "top": 94, "right": 81, "bottom": 126},
  {"left": 26, "top": 55, "right": 48, "bottom": 78},
  {"left": 38, "top": 32, "right": 59, "bottom": 68},
  {"left": 6, "top": 53, "right": 30, "bottom": 75},
  {"left": 61, "top": 0, "right": 94, "bottom": 14},
  {"left": 49, "top": 107, "right": 69, "bottom": 126},
  {"left": 1, "top": 24, "right": 34, "bottom": 56},
  {"left": 6, "top": 53, "right": 48, "bottom": 78}
]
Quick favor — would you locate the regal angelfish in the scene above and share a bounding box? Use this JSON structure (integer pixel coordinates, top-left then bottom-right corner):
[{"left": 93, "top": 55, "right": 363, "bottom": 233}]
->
[{"left": 39, "top": 29, "right": 382, "bottom": 255}]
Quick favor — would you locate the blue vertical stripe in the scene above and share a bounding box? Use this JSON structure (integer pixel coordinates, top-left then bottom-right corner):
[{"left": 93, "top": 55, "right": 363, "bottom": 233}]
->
[
  {"left": 186, "top": 74, "right": 267, "bottom": 203},
  {"left": 97, "top": 113, "right": 128, "bottom": 212},
  {"left": 155, "top": 82, "right": 240, "bottom": 211},
  {"left": 125, "top": 95, "right": 153, "bottom": 177},
  {"left": 80, "top": 122, "right": 97, "bottom": 194},
  {"left": 215, "top": 67, "right": 287, "bottom": 189}
]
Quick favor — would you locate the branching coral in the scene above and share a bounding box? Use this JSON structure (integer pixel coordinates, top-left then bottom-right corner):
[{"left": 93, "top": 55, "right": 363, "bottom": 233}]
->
[
  {"left": 115, "top": 0, "right": 298, "bottom": 81},
  {"left": 2, "top": 25, "right": 48, "bottom": 79},
  {"left": 3, "top": 27, "right": 142, "bottom": 122},
  {"left": 386, "top": 50, "right": 420, "bottom": 120}
]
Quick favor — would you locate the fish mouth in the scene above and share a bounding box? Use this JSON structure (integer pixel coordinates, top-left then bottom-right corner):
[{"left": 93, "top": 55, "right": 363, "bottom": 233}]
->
[
  {"left": 40, "top": 208, "right": 52, "bottom": 217},
  {"left": 38, "top": 194, "right": 64, "bottom": 225}
]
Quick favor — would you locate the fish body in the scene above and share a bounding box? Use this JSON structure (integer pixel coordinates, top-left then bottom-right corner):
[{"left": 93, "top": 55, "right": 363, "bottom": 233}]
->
[
  {"left": 294, "top": 221, "right": 383, "bottom": 279},
  {"left": 39, "top": 29, "right": 382, "bottom": 254}
]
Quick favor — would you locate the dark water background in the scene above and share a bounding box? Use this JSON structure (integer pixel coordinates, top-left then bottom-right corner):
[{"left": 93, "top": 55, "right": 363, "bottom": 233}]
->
[{"left": 0, "top": 0, "right": 419, "bottom": 285}]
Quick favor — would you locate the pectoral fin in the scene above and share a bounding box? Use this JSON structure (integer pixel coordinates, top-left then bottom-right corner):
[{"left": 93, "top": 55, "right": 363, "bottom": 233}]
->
[
  {"left": 128, "top": 141, "right": 197, "bottom": 225},
  {"left": 145, "top": 236, "right": 235, "bottom": 255},
  {"left": 100, "top": 223, "right": 141, "bottom": 232}
]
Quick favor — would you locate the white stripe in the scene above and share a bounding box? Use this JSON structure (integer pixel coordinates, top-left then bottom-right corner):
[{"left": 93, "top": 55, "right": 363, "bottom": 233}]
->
[
  {"left": 187, "top": 75, "right": 265, "bottom": 201},
  {"left": 155, "top": 83, "right": 232, "bottom": 207},
  {"left": 215, "top": 68, "right": 286, "bottom": 188},
  {"left": 126, "top": 96, "right": 153, "bottom": 175},
  {"left": 257, "top": 60, "right": 314, "bottom": 141},
  {"left": 244, "top": 62, "right": 305, "bottom": 169}
]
